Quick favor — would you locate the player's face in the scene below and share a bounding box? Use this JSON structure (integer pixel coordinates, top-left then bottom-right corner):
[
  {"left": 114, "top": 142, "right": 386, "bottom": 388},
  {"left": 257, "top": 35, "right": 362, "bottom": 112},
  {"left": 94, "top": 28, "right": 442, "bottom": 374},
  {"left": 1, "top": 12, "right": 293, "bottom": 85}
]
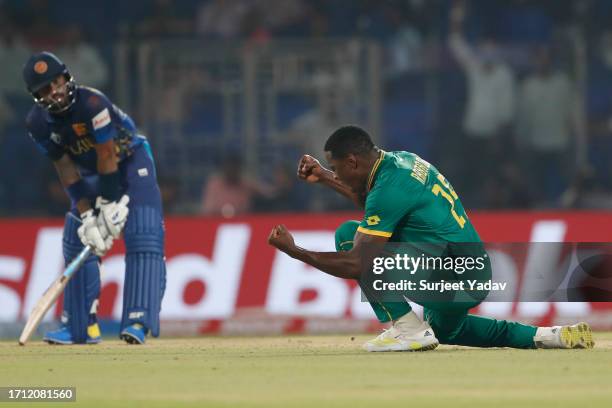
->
[
  {"left": 326, "top": 152, "right": 366, "bottom": 194},
  {"left": 36, "top": 75, "right": 70, "bottom": 109}
]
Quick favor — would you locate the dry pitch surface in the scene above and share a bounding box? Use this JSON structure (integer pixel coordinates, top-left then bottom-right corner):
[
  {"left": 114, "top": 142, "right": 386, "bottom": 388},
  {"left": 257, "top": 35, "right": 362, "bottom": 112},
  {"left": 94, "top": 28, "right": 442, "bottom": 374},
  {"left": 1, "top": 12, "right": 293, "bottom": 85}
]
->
[{"left": 1, "top": 333, "right": 612, "bottom": 408}]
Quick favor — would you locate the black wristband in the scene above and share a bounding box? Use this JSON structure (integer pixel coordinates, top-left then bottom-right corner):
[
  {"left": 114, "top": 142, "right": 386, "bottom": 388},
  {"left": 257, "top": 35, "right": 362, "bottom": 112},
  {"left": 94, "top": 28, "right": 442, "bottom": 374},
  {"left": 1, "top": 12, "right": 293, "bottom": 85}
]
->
[{"left": 99, "top": 171, "right": 121, "bottom": 201}]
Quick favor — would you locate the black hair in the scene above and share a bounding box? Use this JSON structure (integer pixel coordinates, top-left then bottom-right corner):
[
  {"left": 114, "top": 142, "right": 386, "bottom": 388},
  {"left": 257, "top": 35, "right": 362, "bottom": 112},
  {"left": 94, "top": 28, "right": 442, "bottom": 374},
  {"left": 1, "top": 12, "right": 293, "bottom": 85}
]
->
[{"left": 324, "top": 125, "right": 375, "bottom": 159}]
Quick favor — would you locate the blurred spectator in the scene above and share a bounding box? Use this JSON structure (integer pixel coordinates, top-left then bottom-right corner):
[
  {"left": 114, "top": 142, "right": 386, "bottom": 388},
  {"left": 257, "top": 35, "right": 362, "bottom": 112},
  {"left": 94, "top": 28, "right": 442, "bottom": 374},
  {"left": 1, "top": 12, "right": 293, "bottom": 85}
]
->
[
  {"left": 0, "top": 24, "right": 32, "bottom": 96},
  {"left": 483, "top": 161, "right": 532, "bottom": 209},
  {"left": 256, "top": 0, "right": 307, "bottom": 35},
  {"left": 253, "top": 163, "right": 307, "bottom": 212},
  {"left": 0, "top": 124, "right": 47, "bottom": 215},
  {"left": 241, "top": 0, "right": 308, "bottom": 43},
  {"left": 516, "top": 47, "right": 575, "bottom": 206},
  {"left": 136, "top": 0, "right": 193, "bottom": 37},
  {"left": 586, "top": 30, "right": 612, "bottom": 193},
  {"left": 196, "top": 0, "right": 250, "bottom": 39},
  {"left": 154, "top": 66, "right": 208, "bottom": 141},
  {"left": 308, "top": 8, "right": 330, "bottom": 38},
  {"left": 387, "top": 16, "right": 423, "bottom": 76},
  {"left": 240, "top": 5, "right": 271, "bottom": 43},
  {"left": 56, "top": 26, "right": 109, "bottom": 90},
  {"left": 201, "top": 153, "right": 273, "bottom": 217},
  {"left": 0, "top": 23, "right": 30, "bottom": 210},
  {"left": 288, "top": 42, "right": 359, "bottom": 159},
  {"left": 288, "top": 78, "right": 342, "bottom": 161},
  {"left": 158, "top": 174, "right": 180, "bottom": 215},
  {"left": 17, "top": 0, "right": 59, "bottom": 48},
  {"left": 449, "top": 3, "right": 515, "bottom": 139},
  {"left": 448, "top": 1, "right": 516, "bottom": 206},
  {"left": 3, "top": 0, "right": 612, "bottom": 215},
  {"left": 561, "top": 167, "right": 612, "bottom": 209}
]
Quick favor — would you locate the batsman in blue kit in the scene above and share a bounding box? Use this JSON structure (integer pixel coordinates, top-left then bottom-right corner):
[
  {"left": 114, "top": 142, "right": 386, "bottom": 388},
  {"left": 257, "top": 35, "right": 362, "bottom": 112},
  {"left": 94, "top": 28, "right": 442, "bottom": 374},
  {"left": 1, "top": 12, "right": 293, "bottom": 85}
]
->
[{"left": 22, "top": 51, "right": 166, "bottom": 345}]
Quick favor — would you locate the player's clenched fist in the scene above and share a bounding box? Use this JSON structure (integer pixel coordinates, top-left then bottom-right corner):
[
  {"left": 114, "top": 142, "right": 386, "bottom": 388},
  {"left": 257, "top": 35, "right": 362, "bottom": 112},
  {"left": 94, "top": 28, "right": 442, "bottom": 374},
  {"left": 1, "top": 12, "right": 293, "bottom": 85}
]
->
[
  {"left": 268, "top": 224, "right": 296, "bottom": 252},
  {"left": 297, "top": 155, "right": 324, "bottom": 183}
]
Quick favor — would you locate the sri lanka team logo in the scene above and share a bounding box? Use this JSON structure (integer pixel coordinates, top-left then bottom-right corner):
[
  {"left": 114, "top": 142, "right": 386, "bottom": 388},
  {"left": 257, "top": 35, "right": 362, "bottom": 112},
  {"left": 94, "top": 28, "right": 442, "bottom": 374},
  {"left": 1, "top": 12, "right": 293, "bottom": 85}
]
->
[
  {"left": 72, "top": 123, "right": 88, "bottom": 137},
  {"left": 34, "top": 61, "right": 48, "bottom": 74}
]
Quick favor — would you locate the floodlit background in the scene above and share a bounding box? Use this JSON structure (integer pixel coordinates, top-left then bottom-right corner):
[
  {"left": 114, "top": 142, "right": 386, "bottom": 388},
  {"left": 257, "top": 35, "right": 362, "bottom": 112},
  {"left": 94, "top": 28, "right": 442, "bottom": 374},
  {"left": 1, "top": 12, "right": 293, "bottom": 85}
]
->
[{"left": 2, "top": 0, "right": 612, "bottom": 216}]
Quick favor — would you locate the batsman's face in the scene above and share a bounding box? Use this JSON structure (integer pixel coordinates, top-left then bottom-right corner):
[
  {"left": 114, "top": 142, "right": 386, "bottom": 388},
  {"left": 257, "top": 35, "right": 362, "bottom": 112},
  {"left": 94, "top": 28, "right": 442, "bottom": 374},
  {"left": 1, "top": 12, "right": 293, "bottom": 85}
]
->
[
  {"left": 37, "top": 75, "right": 69, "bottom": 108},
  {"left": 325, "top": 151, "right": 366, "bottom": 195}
]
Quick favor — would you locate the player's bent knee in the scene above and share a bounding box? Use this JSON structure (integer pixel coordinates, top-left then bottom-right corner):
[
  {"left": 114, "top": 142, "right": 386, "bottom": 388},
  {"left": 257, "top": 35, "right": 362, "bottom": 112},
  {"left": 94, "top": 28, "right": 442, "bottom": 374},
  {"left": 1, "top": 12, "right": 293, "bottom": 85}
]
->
[
  {"left": 124, "top": 206, "right": 164, "bottom": 255},
  {"left": 335, "top": 220, "right": 360, "bottom": 252}
]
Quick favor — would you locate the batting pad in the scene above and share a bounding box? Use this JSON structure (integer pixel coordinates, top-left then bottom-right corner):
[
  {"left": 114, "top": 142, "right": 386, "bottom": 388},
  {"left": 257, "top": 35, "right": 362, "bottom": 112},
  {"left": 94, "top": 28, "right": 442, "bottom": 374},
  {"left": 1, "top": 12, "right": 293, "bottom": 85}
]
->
[
  {"left": 121, "top": 206, "right": 166, "bottom": 337},
  {"left": 62, "top": 212, "right": 101, "bottom": 343}
]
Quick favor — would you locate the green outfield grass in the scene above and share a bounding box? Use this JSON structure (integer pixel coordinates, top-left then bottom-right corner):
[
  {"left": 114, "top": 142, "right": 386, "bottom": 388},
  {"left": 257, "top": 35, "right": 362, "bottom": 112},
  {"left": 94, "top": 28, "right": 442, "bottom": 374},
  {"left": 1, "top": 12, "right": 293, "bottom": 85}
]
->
[{"left": 1, "top": 333, "right": 612, "bottom": 408}]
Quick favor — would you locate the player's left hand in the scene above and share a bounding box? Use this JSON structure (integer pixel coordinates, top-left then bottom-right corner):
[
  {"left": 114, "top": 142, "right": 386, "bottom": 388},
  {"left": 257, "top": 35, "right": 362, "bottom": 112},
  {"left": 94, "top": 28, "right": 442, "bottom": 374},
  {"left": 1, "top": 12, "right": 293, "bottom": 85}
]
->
[
  {"left": 268, "top": 224, "right": 295, "bottom": 252},
  {"left": 78, "top": 209, "right": 113, "bottom": 257},
  {"left": 96, "top": 195, "right": 130, "bottom": 239}
]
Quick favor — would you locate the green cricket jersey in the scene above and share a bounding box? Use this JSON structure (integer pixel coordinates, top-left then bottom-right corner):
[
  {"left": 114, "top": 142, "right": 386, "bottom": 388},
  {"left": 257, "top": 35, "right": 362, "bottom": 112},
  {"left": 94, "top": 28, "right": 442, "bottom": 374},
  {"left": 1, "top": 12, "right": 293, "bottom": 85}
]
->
[
  {"left": 357, "top": 150, "right": 481, "bottom": 244},
  {"left": 345, "top": 151, "right": 540, "bottom": 347}
]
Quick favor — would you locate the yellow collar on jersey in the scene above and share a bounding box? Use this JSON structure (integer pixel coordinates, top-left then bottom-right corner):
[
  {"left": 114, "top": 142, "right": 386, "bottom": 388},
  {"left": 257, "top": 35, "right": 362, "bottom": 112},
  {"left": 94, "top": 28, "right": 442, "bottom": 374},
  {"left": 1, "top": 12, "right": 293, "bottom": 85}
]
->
[{"left": 366, "top": 150, "right": 385, "bottom": 192}]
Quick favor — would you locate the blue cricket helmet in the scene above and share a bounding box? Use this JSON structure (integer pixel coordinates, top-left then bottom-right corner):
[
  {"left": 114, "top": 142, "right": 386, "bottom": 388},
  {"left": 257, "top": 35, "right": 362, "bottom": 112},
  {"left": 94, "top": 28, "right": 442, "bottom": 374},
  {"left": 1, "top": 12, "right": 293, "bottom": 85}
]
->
[{"left": 22, "top": 51, "right": 76, "bottom": 113}]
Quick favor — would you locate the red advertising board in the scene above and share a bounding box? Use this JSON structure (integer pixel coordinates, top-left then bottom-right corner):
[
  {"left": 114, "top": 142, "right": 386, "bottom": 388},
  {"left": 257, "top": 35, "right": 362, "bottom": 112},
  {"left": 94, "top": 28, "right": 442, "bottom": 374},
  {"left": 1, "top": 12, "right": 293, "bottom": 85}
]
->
[{"left": 1, "top": 211, "right": 612, "bottom": 334}]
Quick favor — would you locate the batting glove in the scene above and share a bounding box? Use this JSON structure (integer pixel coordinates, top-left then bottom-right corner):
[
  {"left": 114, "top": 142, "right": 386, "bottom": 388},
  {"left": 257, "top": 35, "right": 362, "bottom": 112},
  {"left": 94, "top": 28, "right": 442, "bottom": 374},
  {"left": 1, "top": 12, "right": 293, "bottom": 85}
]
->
[
  {"left": 78, "top": 209, "right": 113, "bottom": 257},
  {"left": 96, "top": 195, "right": 130, "bottom": 239}
]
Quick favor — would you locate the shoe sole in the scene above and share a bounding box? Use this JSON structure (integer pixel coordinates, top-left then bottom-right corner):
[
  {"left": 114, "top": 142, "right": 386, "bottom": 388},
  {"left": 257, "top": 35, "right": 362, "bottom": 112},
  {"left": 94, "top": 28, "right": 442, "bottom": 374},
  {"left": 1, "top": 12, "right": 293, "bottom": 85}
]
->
[
  {"left": 120, "top": 332, "right": 145, "bottom": 345},
  {"left": 43, "top": 338, "right": 74, "bottom": 345},
  {"left": 43, "top": 338, "right": 101, "bottom": 345},
  {"left": 364, "top": 340, "right": 440, "bottom": 352},
  {"left": 560, "top": 322, "right": 594, "bottom": 349}
]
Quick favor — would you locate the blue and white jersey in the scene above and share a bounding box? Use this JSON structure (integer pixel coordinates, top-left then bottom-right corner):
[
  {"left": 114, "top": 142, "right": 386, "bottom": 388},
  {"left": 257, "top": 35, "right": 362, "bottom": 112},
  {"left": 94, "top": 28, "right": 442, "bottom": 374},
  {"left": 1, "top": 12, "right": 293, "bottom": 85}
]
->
[{"left": 25, "top": 86, "right": 145, "bottom": 174}]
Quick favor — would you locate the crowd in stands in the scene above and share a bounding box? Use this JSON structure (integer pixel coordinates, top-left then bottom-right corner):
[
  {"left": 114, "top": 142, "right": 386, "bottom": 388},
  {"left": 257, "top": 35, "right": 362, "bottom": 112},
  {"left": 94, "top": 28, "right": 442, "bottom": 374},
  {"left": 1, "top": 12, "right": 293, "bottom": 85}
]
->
[{"left": 2, "top": 0, "right": 612, "bottom": 216}]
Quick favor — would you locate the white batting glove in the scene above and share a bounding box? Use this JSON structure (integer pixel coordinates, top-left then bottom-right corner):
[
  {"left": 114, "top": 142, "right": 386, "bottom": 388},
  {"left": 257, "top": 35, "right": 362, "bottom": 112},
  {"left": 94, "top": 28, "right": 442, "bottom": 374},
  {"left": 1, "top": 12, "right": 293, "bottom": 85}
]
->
[
  {"left": 78, "top": 209, "right": 113, "bottom": 257},
  {"left": 96, "top": 195, "right": 130, "bottom": 239}
]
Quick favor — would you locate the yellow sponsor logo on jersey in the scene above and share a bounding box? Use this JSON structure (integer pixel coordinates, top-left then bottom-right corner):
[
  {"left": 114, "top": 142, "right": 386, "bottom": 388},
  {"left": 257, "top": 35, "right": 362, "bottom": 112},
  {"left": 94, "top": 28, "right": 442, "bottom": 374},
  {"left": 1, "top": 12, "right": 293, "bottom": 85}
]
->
[
  {"left": 366, "top": 215, "right": 381, "bottom": 226},
  {"left": 72, "top": 123, "right": 88, "bottom": 137}
]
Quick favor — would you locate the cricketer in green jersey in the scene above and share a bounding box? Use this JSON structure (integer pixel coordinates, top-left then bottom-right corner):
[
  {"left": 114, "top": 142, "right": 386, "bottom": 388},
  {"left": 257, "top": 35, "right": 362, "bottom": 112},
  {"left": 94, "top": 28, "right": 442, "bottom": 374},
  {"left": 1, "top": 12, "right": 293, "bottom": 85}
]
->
[{"left": 268, "top": 125, "right": 594, "bottom": 352}]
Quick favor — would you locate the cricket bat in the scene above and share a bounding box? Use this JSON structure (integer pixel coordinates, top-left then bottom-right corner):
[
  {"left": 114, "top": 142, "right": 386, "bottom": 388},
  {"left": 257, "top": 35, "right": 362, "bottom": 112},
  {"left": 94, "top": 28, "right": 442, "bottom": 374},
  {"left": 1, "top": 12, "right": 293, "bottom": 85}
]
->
[{"left": 18, "top": 246, "right": 92, "bottom": 346}]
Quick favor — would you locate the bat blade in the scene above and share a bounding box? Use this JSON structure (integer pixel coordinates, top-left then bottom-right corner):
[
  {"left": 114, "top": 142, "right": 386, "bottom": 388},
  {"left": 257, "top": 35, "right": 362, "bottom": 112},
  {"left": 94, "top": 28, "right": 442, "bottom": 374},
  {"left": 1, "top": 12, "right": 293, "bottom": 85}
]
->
[
  {"left": 18, "top": 276, "right": 69, "bottom": 345},
  {"left": 18, "top": 246, "right": 92, "bottom": 346}
]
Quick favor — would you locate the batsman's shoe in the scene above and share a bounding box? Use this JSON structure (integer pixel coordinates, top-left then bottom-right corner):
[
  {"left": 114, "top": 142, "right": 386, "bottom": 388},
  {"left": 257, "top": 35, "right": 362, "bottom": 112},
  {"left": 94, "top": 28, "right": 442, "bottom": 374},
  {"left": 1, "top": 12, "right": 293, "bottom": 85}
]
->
[
  {"left": 120, "top": 323, "right": 146, "bottom": 345},
  {"left": 43, "top": 323, "right": 102, "bottom": 345},
  {"left": 363, "top": 324, "right": 439, "bottom": 352},
  {"left": 534, "top": 322, "right": 594, "bottom": 349}
]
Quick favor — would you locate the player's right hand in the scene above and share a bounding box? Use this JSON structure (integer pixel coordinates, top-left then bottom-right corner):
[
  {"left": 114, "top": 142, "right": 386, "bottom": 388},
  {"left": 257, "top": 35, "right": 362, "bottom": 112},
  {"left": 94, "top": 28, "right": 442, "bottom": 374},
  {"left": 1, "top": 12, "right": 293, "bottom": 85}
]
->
[
  {"left": 297, "top": 155, "right": 324, "bottom": 183},
  {"left": 96, "top": 195, "right": 130, "bottom": 239},
  {"left": 268, "top": 224, "right": 296, "bottom": 253},
  {"left": 78, "top": 209, "right": 113, "bottom": 257}
]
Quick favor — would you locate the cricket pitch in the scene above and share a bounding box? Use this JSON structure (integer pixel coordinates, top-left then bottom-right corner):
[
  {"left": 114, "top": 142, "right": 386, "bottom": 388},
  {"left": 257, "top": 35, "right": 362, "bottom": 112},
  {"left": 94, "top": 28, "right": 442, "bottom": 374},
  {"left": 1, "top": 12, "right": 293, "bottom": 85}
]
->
[{"left": 2, "top": 333, "right": 612, "bottom": 408}]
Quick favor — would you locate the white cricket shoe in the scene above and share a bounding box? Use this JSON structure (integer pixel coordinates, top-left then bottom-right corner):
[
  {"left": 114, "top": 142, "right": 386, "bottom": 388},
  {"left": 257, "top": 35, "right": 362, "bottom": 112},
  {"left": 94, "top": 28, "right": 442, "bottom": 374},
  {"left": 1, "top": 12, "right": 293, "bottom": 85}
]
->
[
  {"left": 534, "top": 322, "right": 595, "bottom": 349},
  {"left": 363, "top": 323, "right": 439, "bottom": 352}
]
